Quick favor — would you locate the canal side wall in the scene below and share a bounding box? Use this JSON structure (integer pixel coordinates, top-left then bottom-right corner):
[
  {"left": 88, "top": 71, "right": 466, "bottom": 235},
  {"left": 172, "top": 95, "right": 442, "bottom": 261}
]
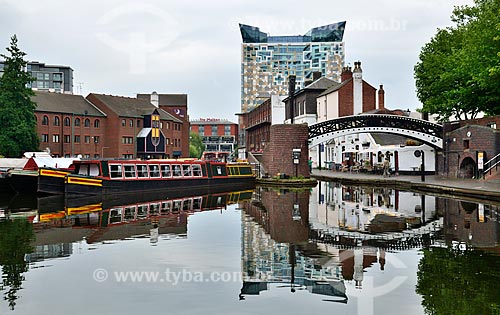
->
[{"left": 262, "top": 124, "right": 310, "bottom": 178}]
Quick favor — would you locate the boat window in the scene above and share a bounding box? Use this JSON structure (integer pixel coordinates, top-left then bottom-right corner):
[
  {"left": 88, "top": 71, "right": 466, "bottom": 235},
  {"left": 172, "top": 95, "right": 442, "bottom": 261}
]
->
[
  {"left": 172, "top": 200, "right": 182, "bottom": 213},
  {"left": 182, "top": 199, "right": 192, "bottom": 211},
  {"left": 110, "top": 164, "right": 123, "bottom": 179},
  {"left": 192, "top": 164, "right": 202, "bottom": 177},
  {"left": 161, "top": 165, "right": 172, "bottom": 178},
  {"left": 124, "top": 165, "right": 136, "bottom": 178},
  {"left": 89, "top": 164, "right": 100, "bottom": 176},
  {"left": 150, "top": 203, "right": 160, "bottom": 215},
  {"left": 216, "top": 166, "right": 222, "bottom": 175},
  {"left": 149, "top": 165, "right": 160, "bottom": 178},
  {"left": 109, "top": 208, "right": 123, "bottom": 223},
  {"left": 137, "top": 165, "right": 149, "bottom": 178},
  {"left": 160, "top": 201, "right": 171, "bottom": 214},
  {"left": 172, "top": 165, "right": 182, "bottom": 177},
  {"left": 78, "top": 164, "right": 89, "bottom": 175},
  {"left": 137, "top": 205, "right": 148, "bottom": 217},
  {"left": 182, "top": 164, "right": 191, "bottom": 177},
  {"left": 192, "top": 197, "right": 202, "bottom": 210},
  {"left": 124, "top": 206, "right": 136, "bottom": 221}
]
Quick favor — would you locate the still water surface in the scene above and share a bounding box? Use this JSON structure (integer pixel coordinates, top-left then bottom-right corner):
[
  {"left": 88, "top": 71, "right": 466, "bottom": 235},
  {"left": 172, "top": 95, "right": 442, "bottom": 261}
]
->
[{"left": 0, "top": 182, "right": 499, "bottom": 314}]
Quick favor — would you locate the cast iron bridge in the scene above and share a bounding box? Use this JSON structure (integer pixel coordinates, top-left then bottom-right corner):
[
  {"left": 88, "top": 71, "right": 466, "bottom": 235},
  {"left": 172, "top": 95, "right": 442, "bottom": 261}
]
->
[{"left": 308, "top": 114, "right": 443, "bottom": 149}]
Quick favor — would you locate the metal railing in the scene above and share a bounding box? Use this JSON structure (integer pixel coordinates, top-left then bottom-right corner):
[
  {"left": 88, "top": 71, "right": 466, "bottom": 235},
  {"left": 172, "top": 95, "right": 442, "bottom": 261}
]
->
[{"left": 482, "top": 152, "right": 500, "bottom": 177}]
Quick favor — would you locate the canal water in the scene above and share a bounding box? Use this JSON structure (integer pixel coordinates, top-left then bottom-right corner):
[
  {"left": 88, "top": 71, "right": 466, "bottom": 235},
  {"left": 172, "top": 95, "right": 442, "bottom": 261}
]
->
[{"left": 0, "top": 181, "right": 499, "bottom": 315}]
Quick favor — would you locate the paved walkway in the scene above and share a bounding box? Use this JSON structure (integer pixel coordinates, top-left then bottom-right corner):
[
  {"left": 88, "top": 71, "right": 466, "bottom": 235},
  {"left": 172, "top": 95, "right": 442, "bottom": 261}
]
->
[{"left": 311, "top": 169, "right": 500, "bottom": 202}]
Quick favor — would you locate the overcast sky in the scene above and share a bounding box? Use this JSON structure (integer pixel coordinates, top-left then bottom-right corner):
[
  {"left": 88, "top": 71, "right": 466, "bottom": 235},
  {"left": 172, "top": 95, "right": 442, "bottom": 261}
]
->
[{"left": 0, "top": 0, "right": 473, "bottom": 121}]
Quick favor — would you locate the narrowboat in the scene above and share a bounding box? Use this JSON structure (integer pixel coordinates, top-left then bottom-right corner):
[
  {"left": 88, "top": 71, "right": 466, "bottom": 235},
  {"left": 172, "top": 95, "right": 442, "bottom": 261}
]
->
[{"left": 64, "top": 159, "right": 255, "bottom": 197}]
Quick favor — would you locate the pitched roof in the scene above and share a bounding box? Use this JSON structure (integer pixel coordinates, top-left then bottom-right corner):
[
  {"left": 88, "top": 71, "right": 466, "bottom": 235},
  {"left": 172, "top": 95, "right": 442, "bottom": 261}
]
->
[
  {"left": 88, "top": 94, "right": 181, "bottom": 123},
  {"left": 32, "top": 91, "right": 106, "bottom": 117},
  {"left": 318, "top": 78, "right": 352, "bottom": 97},
  {"left": 305, "top": 77, "right": 338, "bottom": 90},
  {"left": 283, "top": 77, "right": 339, "bottom": 102}
]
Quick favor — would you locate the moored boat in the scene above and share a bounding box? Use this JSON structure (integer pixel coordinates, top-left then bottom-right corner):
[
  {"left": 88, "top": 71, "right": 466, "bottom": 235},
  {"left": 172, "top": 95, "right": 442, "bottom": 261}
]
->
[{"left": 65, "top": 158, "right": 255, "bottom": 197}]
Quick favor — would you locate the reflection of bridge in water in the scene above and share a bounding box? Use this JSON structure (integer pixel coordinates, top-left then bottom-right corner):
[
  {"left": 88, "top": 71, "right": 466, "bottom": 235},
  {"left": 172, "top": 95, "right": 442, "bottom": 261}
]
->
[{"left": 309, "top": 217, "right": 443, "bottom": 250}]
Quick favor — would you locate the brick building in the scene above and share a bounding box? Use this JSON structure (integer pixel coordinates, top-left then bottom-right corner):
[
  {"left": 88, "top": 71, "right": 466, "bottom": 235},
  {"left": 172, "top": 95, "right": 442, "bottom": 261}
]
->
[
  {"left": 137, "top": 92, "right": 190, "bottom": 157},
  {"left": 190, "top": 118, "right": 238, "bottom": 159},
  {"left": 33, "top": 91, "right": 106, "bottom": 158},
  {"left": 316, "top": 62, "right": 380, "bottom": 119},
  {"left": 283, "top": 73, "right": 337, "bottom": 125},
  {"left": 86, "top": 94, "right": 186, "bottom": 159},
  {"left": 441, "top": 116, "right": 500, "bottom": 178}
]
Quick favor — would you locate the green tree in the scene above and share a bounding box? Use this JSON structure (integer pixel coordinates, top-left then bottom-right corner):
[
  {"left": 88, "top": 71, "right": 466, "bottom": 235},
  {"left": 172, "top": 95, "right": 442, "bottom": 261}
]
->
[
  {"left": 0, "top": 219, "right": 35, "bottom": 310},
  {"left": 189, "top": 132, "right": 204, "bottom": 158},
  {"left": 414, "top": 0, "right": 500, "bottom": 121},
  {"left": 416, "top": 246, "right": 500, "bottom": 315},
  {"left": 0, "top": 35, "right": 39, "bottom": 157}
]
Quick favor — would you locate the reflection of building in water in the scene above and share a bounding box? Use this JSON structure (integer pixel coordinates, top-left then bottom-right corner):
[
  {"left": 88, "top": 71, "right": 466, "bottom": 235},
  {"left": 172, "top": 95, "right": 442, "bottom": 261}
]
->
[
  {"left": 311, "top": 181, "right": 437, "bottom": 233},
  {"left": 25, "top": 243, "right": 73, "bottom": 263},
  {"left": 440, "top": 198, "right": 500, "bottom": 250},
  {"left": 240, "top": 213, "right": 347, "bottom": 301},
  {"left": 239, "top": 188, "right": 393, "bottom": 299}
]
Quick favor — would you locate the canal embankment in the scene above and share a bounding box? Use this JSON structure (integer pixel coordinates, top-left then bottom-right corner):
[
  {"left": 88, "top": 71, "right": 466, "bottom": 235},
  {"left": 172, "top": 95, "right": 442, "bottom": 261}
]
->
[{"left": 311, "top": 169, "right": 500, "bottom": 203}]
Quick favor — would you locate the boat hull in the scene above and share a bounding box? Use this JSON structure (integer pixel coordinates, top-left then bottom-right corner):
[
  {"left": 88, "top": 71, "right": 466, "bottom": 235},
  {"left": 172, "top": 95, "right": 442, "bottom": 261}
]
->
[
  {"left": 38, "top": 168, "right": 71, "bottom": 195},
  {"left": 65, "top": 175, "right": 255, "bottom": 197}
]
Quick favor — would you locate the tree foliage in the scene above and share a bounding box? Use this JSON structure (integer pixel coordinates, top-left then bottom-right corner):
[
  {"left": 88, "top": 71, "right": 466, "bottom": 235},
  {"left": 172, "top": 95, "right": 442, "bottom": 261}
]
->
[
  {"left": 189, "top": 132, "right": 204, "bottom": 158},
  {"left": 0, "top": 219, "right": 35, "bottom": 310},
  {"left": 416, "top": 246, "right": 500, "bottom": 315},
  {"left": 0, "top": 35, "right": 39, "bottom": 157},
  {"left": 414, "top": 0, "right": 500, "bottom": 121}
]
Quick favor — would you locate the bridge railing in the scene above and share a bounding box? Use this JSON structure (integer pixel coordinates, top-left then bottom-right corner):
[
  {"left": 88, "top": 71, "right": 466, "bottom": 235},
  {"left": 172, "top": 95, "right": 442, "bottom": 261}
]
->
[{"left": 481, "top": 152, "right": 500, "bottom": 178}]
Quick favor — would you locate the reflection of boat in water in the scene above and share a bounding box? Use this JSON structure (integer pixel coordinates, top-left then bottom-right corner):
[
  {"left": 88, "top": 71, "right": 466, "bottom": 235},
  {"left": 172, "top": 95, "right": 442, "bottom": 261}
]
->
[
  {"left": 60, "top": 159, "right": 255, "bottom": 197},
  {"left": 34, "top": 189, "right": 253, "bottom": 244}
]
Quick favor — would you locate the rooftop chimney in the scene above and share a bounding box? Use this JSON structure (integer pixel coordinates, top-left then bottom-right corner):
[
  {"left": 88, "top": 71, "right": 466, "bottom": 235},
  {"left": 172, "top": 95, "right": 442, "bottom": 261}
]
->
[
  {"left": 341, "top": 66, "right": 352, "bottom": 82},
  {"left": 312, "top": 71, "right": 322, "bottom": 81},
  {"left": 150, "top": 91, "right": 159, "bottom": 108},
  {"left": 378, "top": 84, "right": 385, "bottom": 109}
]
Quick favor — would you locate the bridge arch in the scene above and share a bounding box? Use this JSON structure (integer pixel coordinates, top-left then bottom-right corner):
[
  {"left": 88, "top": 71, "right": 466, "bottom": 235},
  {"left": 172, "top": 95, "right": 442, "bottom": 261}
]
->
[{"left": 308, "top": 114, "right": 443, "bottom": 149}]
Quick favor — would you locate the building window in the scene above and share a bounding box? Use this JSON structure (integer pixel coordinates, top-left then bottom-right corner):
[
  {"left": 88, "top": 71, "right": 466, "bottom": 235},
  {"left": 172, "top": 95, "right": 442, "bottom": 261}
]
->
[
  {"left": 75, "top": 118, "right": 80, "bottom": 126},
  {"left": 224, "top": 125, "right": 231, "bottom": 135},
  {"left": 42, "top": 115, "right": 49, "bottom": 125},
  {"left": 137, "top": 120, "right": 141, "bottom": 128},
  {"left": 463, "top": 139, "right": 470, "bottom": 149},
  {"left": 122, "top": 119, "right": 126, "bottom": 127},
  {"left": 166, "top": 122, "right": 170, "bottom": 129},
  {"left": 93, "top": 136, "right": 100, "bottom": 143},
  {"left": 52, "top": 134, "right": 60, "bottom": 143},
  {"left": 199, "top": 125, "right": 205, "bottom": 135},
  {"left": 85, "top": 136, "right": 91, "bottom": 143},
  {"left": 122, "top": 154, "right": 133, "bottom": 159},
  {"left": 487, "top": 122, "right": 497, "bottom": 129},
  {"left": 166, "top": 138, "right": 170, "bottom": 145},
  {"left": 211, "top": 125, "right": 218, "bottom": 135},
  {"left": 54, "top": 82, "right": 62, "bottom": 89},
  {"left": 74, "top": 135, "right": 80, "bottom": 143},
  {"left": 42, "top": 134, "right": 49, "bottom": 142},
  {"left": 64, "top": 117, "right": 70, "bottom": 126},
  {"left": 84, "top": 118, "right": 90, "bottom": 127},
  {"left": 54, "top": 116, "right": 60, "bottom": 126},
  {"left": 53, "top": 73, "right": 62, "bottom": 81},
  {"left": 122, "top": 137, "right": 134, "bottom": 144},
  {"left": 130, "top": 120, "right": 133, "bottom": 127},
  {"left": 94, "top": 119, "right": 100, "bottom": 128},
  {"left": 64, "top": 135, "right": 70, "bottom": 143}
]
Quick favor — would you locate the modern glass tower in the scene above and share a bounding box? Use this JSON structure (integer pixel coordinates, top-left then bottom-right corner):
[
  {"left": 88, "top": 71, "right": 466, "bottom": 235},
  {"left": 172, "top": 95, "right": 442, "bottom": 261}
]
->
[{"left": 239, "top": 22, "right": 346, "bottom": 113}]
